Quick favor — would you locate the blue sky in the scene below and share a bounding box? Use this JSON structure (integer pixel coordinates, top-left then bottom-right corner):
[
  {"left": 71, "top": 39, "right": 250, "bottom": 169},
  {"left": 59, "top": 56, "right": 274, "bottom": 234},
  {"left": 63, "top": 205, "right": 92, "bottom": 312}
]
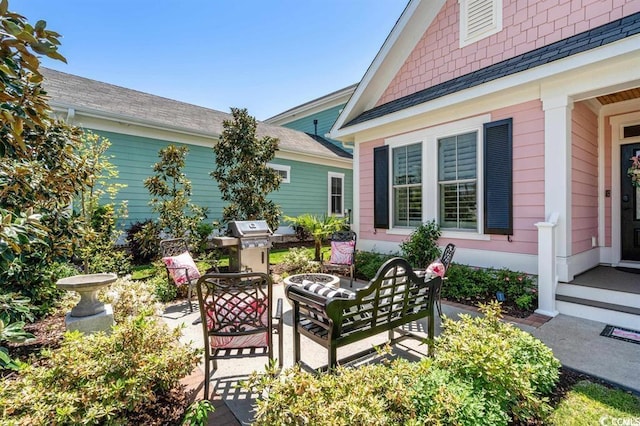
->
[{"left": 14, "top": 1, "right": 408, "bottom": 120}]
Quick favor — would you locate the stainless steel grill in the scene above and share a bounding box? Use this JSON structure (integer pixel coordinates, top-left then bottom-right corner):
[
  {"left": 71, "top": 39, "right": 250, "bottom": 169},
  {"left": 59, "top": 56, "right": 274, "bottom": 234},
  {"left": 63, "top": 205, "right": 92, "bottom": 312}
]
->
[{"left": 213, "top": 220, "right": 273, "bottom": 274}]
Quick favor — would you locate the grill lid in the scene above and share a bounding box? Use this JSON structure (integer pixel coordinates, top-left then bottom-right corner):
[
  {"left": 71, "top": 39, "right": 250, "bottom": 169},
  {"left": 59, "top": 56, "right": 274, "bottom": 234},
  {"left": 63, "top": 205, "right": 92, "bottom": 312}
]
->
[{"left": 228, "top": 220, "right": 272, "bottom": 237}]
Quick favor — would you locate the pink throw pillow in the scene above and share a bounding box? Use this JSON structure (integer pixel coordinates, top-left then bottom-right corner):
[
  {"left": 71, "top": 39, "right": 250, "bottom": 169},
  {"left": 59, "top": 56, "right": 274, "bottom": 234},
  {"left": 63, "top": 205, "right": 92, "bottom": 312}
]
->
[
  {"left": 426, "top": 260, "right": 446, "bottom": 278},
  {"left": 205, "top": 295, "right": 269, "bottom": 349},
  {"left": 330, "top": 240, "right": 355, "bottom": 265},
  {"left": 162, "top": 251, "right": 201, "bottom": 285}
]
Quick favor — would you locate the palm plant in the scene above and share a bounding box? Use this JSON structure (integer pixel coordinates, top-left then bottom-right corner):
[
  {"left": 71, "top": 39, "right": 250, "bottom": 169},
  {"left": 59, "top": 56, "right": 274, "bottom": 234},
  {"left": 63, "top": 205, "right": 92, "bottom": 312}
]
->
[{"left": 285, "top": 214, "right": 347, "bottom": 261}]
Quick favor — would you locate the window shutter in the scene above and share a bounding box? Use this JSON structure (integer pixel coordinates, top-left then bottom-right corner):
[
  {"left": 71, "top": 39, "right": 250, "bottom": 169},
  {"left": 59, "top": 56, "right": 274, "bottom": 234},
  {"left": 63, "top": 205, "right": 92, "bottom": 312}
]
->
[
  {"left": 483, "top": 118, "right": 512, "bottom": 235},
  {"left": 374, "top": 145, "right": 389, "bottom": 229}
]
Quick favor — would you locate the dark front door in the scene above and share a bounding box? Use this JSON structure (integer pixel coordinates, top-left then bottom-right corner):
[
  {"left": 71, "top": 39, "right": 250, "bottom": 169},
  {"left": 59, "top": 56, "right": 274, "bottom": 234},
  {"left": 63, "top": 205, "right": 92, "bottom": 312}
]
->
[{"left": 620, "top": 143, "right": 640, "bottom": 261}]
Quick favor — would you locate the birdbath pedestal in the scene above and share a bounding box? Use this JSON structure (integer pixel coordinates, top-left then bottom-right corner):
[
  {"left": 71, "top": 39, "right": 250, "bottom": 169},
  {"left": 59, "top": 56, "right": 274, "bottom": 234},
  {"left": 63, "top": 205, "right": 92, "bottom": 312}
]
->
[{"left": 56, "top": 273, "right": 117, "bottom": 334}]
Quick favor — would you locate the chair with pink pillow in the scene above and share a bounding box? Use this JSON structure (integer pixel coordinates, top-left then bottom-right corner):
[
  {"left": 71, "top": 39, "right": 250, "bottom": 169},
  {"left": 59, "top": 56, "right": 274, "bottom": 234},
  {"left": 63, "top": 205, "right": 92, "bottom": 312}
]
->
[
  {"left": 424, "top": 243, "right": 456, "bottom": 318},
  {"left": 196, "top": 271, "right": 283, "bottom": 399},
  {"left": 321, "top": 230, "right": 357, "bottom": 287},
  {"left": 160, "top": 238, "right": 217, "bottom": 313}
]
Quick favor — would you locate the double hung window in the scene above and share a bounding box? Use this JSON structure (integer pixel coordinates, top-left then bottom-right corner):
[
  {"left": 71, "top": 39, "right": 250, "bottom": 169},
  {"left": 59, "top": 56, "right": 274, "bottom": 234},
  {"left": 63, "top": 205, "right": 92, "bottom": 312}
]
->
[
  {"left": 392, "top": 143, "right": 422, "bottom": 227},
  {"left": 438, "top": 132, "right": 478, "bottom": 230},
  {"left": 328, "top": 172, "right": 344, "bottom": 216}
]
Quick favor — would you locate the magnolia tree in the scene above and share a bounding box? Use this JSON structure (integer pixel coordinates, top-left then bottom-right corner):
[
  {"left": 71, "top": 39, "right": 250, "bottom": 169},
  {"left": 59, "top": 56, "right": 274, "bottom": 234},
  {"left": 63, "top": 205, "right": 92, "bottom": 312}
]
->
[
  {"left": 211, "top": 108, "right": 282, "bottom": 231},
  {"left": 0, "top": 2, "right": 96, "bottom": 310},
  {"left": 144, "top": 144, "right": 206, "bottom": 240}
]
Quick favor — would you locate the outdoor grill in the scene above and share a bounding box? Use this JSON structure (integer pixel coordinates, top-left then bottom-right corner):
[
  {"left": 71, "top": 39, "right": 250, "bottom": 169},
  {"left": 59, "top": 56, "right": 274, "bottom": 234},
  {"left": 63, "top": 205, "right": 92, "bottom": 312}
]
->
[{"left": 213, "top": 220, "right": 273, "bottom": 274}]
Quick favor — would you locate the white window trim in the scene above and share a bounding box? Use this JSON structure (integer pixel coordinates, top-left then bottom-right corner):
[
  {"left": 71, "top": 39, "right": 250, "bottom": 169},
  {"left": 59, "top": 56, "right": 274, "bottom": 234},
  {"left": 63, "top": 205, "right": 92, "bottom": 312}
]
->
[
  {"left": 385, "top": 114, "right": 491, "bottom": 240},
  {"left": 328, "top": 172, "right": 345, "bottom": 216},
  {"left": 459, "top": 0, "right": 503, "bottom": 48},
  {"left": 268, "top": 163, "right": 290, "bottom": 183}
]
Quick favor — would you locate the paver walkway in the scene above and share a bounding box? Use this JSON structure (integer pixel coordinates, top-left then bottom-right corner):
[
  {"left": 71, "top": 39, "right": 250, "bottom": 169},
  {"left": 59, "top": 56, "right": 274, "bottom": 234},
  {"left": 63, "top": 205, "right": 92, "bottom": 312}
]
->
[{"left": 167, "top": 279, "right": 640, "bottom": 425}]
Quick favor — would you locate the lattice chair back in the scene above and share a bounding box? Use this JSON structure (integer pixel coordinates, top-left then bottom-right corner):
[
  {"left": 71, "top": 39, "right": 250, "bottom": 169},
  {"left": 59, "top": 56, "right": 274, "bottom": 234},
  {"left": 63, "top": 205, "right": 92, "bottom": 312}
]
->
[
  {"left": 160, "top": 238, "right": 201, "bottom": 312},
  {"left": 322, "top": 230, "right": 357, "bottom": 287},
  {"left": 160, "top": 238, "right": 190, "bottom": 257},
  {"left": 196, "top": 272, "right": 283, "bottom": 399}
]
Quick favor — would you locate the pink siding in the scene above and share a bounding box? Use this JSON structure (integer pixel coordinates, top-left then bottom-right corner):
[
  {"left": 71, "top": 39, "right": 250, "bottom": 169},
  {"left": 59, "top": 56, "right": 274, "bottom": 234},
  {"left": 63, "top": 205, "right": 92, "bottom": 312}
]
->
[
  {"left": 359, "top": 100, "right": 545, "bottom": 255},
  {"left": 571, "top": 102, "right": 599, "bottom": 255},
  {"left": 359, "top": 139, "right": 385, "bottom": 243},
  {"left": 377, "top": 0, "right": 640, "bottom": 106}
]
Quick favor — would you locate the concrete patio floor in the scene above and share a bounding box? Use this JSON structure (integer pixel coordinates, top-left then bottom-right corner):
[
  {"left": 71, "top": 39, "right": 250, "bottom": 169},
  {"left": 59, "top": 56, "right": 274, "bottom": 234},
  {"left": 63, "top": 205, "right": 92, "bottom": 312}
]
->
[{"left": 163, "top": 278, "right": 640, "bottom": 425}]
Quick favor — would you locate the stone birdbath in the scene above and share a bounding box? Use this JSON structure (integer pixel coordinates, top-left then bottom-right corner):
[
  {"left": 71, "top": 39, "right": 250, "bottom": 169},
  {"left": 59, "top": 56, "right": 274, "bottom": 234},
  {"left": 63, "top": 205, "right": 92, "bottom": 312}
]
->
[{"left": 56, "top": 273, "right": 117, "bottom": 317}]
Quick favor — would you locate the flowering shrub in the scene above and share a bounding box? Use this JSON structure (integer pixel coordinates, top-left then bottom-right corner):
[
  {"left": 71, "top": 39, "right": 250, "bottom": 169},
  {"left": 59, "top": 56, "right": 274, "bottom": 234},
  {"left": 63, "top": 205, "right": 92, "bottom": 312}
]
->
[
  {"left": 280, "top": 247, "right": 321, "bottom": 275},
  {"left": 0, "top": 315, "right": 200, "bottom": 425},
  {"left": 434, "top": 301, "right": 561, "bottom": 423},
  {"left": 99, "top": 277, "right": 164, "bottom": 322},
  {"left": 244, "top": 303, "right": 560, "bottom": 425}
]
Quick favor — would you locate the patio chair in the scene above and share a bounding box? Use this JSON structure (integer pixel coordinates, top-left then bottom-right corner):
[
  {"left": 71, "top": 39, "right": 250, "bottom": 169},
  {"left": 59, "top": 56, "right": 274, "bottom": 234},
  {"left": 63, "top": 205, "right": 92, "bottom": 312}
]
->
[
  {"left": 321, "top": 230, "right": 357, "bottom": 287},
  {"left": 424, "top": 243, "right": 456, "bottom": 318},
  {"left": 196, "top": 271, "right": 283, "bottom": 399},
  {"left": 160, "top": 238, "right": 218, "bottom": 313}
]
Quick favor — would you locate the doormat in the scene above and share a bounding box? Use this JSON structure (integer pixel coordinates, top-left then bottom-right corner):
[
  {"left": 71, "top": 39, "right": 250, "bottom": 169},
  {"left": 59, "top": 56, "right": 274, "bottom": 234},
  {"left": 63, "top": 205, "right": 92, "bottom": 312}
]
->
[{"left": 600, "top": 325, "right": 640, "bottom": 345}]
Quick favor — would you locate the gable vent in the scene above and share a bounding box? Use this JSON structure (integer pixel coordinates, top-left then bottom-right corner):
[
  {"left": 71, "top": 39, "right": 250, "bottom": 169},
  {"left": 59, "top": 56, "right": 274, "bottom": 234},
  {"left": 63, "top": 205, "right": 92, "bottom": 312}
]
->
[{"left": 460, "top": 0, "right": 502, "bottom": 47}]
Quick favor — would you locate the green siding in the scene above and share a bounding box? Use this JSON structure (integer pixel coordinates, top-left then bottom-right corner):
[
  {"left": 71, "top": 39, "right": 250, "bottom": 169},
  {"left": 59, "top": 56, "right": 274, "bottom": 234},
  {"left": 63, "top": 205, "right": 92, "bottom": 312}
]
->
[
  {"left": 90, "top": 129, "right": 352, "bottom": 230},
  {"left": 267, "top": 158, "right": 353, "bottom": 220},
  {"left": 282, "top": 104, "right": 351, "bottom": 152}
]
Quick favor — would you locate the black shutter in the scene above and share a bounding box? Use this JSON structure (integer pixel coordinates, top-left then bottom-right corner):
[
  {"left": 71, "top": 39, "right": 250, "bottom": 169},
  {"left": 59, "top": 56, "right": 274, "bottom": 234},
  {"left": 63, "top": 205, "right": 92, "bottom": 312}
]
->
[
  {"left": 373, "top": 145, "right": 389, "bottom": 229},
  {"left": 484, "top": 118, "right": 513, "bottom": 235}
]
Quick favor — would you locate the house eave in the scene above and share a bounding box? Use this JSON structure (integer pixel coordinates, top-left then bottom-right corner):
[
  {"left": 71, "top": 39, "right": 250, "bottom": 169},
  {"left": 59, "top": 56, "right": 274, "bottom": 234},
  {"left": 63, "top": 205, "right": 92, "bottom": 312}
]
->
[
  {"left": 264, "top": 84, "right": 357, "bottom": 125},
  {"left": 330, "top": 0, "right": 446, "bottom": 137}
]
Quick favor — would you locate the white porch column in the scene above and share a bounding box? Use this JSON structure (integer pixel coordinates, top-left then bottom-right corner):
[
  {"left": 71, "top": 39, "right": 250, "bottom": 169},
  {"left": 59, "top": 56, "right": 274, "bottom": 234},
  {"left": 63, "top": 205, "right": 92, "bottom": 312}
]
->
[
  {"left": 542, "top": 96, "right": 573, "bottom": 282},
  {"left": 535, "top": 213, "right": 559, "bottom": 317}
]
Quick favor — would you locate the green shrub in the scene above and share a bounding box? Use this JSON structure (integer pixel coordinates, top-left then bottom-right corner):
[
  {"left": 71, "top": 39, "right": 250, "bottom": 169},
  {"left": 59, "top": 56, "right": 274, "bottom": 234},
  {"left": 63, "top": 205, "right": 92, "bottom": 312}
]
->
[
  {"left": 0, "top": 315, "right": 200, "bottom": 425},
  {"left": 0, "top": 292, "right": 36, "bottom": 324},
  {"left": 412, "top": 366, "right": 508, "bottom": 426},
  {"left": 400, "top": 220, "right": 442, "bottom": 268},
  {"left": 443, "top": 264, "right": 537, "bottom": 311},
  {"left": 434, "top": 301, "right": 560, "bottom": 423},
  {"left": 280, "top": 247, "right": 321, "bottom": 275},
  {"left": 126, "top": 219, "right": 161, "bottom": 264},
  {"left": 182, "top": 399, "right": 216, "bottom": 426},
  {"left": 99, "top": 278, "right": 163, "bottom": 323},
  {"left": 355, "top": 251, "right": 395, "bottom": 280},
  {"left": 147, "top": 272, "right": 178, "bottom": 303},
  {"left": 245, "top": 358, "right": 422, "bottom": 425}
]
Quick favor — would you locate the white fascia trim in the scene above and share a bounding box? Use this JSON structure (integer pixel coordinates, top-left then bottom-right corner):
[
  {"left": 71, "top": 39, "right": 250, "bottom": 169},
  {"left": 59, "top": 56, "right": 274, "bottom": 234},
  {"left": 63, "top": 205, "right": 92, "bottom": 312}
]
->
[
  {"left": 50, "top": 102, "right": 219, "bottom": 141},
  {"left": 275, "top": 150, "right": 353, "bottom": 169},
  {"left": 330, "top": 0, "right": 446, "bottom": 138},
  {"left": 334, "top": 34, "right": 640, "bottom": 140},
  {"left": 264, "top": 85, "right": 356, "bottom": 125}
]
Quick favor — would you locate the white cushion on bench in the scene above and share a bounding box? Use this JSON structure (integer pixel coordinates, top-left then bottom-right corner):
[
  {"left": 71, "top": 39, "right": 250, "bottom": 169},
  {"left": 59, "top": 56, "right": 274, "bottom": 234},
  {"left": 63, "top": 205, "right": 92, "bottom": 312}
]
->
[{"left": 302, "top": 281, "right": 355, "bottom": 299}]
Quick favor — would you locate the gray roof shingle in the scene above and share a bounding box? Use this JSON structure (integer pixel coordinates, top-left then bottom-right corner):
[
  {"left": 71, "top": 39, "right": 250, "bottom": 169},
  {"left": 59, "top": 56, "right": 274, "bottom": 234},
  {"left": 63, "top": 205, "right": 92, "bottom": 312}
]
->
[
  {"left": 41, "top": 68, "right": 352, "bottom": 160},
  {"left": 344, "top": 12, "right": 640, "bottom": 128}
]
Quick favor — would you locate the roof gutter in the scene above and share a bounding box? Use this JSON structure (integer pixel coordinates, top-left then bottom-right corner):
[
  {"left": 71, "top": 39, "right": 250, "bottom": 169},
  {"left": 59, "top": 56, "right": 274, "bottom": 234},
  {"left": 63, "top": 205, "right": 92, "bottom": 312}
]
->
[{"left": 49, "top": 101, "right": 221, "bottom": 141}]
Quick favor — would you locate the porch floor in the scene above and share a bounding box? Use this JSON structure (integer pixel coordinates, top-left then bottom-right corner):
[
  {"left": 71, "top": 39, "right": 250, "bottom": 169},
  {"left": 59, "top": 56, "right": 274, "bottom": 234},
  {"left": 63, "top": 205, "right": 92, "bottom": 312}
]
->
[{"left": 569, "top": 265, "right": 640, "bottom": 294}]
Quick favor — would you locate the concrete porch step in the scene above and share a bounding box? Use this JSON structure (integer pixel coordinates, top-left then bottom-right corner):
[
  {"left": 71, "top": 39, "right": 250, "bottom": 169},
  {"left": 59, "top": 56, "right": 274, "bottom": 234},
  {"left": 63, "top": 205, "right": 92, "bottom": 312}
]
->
[
  {"left": 556, "top": 283, "right": 640, "bottom": 308},
  {"left": 555, "top": 295, "right": 640, "bottom": 330}
]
